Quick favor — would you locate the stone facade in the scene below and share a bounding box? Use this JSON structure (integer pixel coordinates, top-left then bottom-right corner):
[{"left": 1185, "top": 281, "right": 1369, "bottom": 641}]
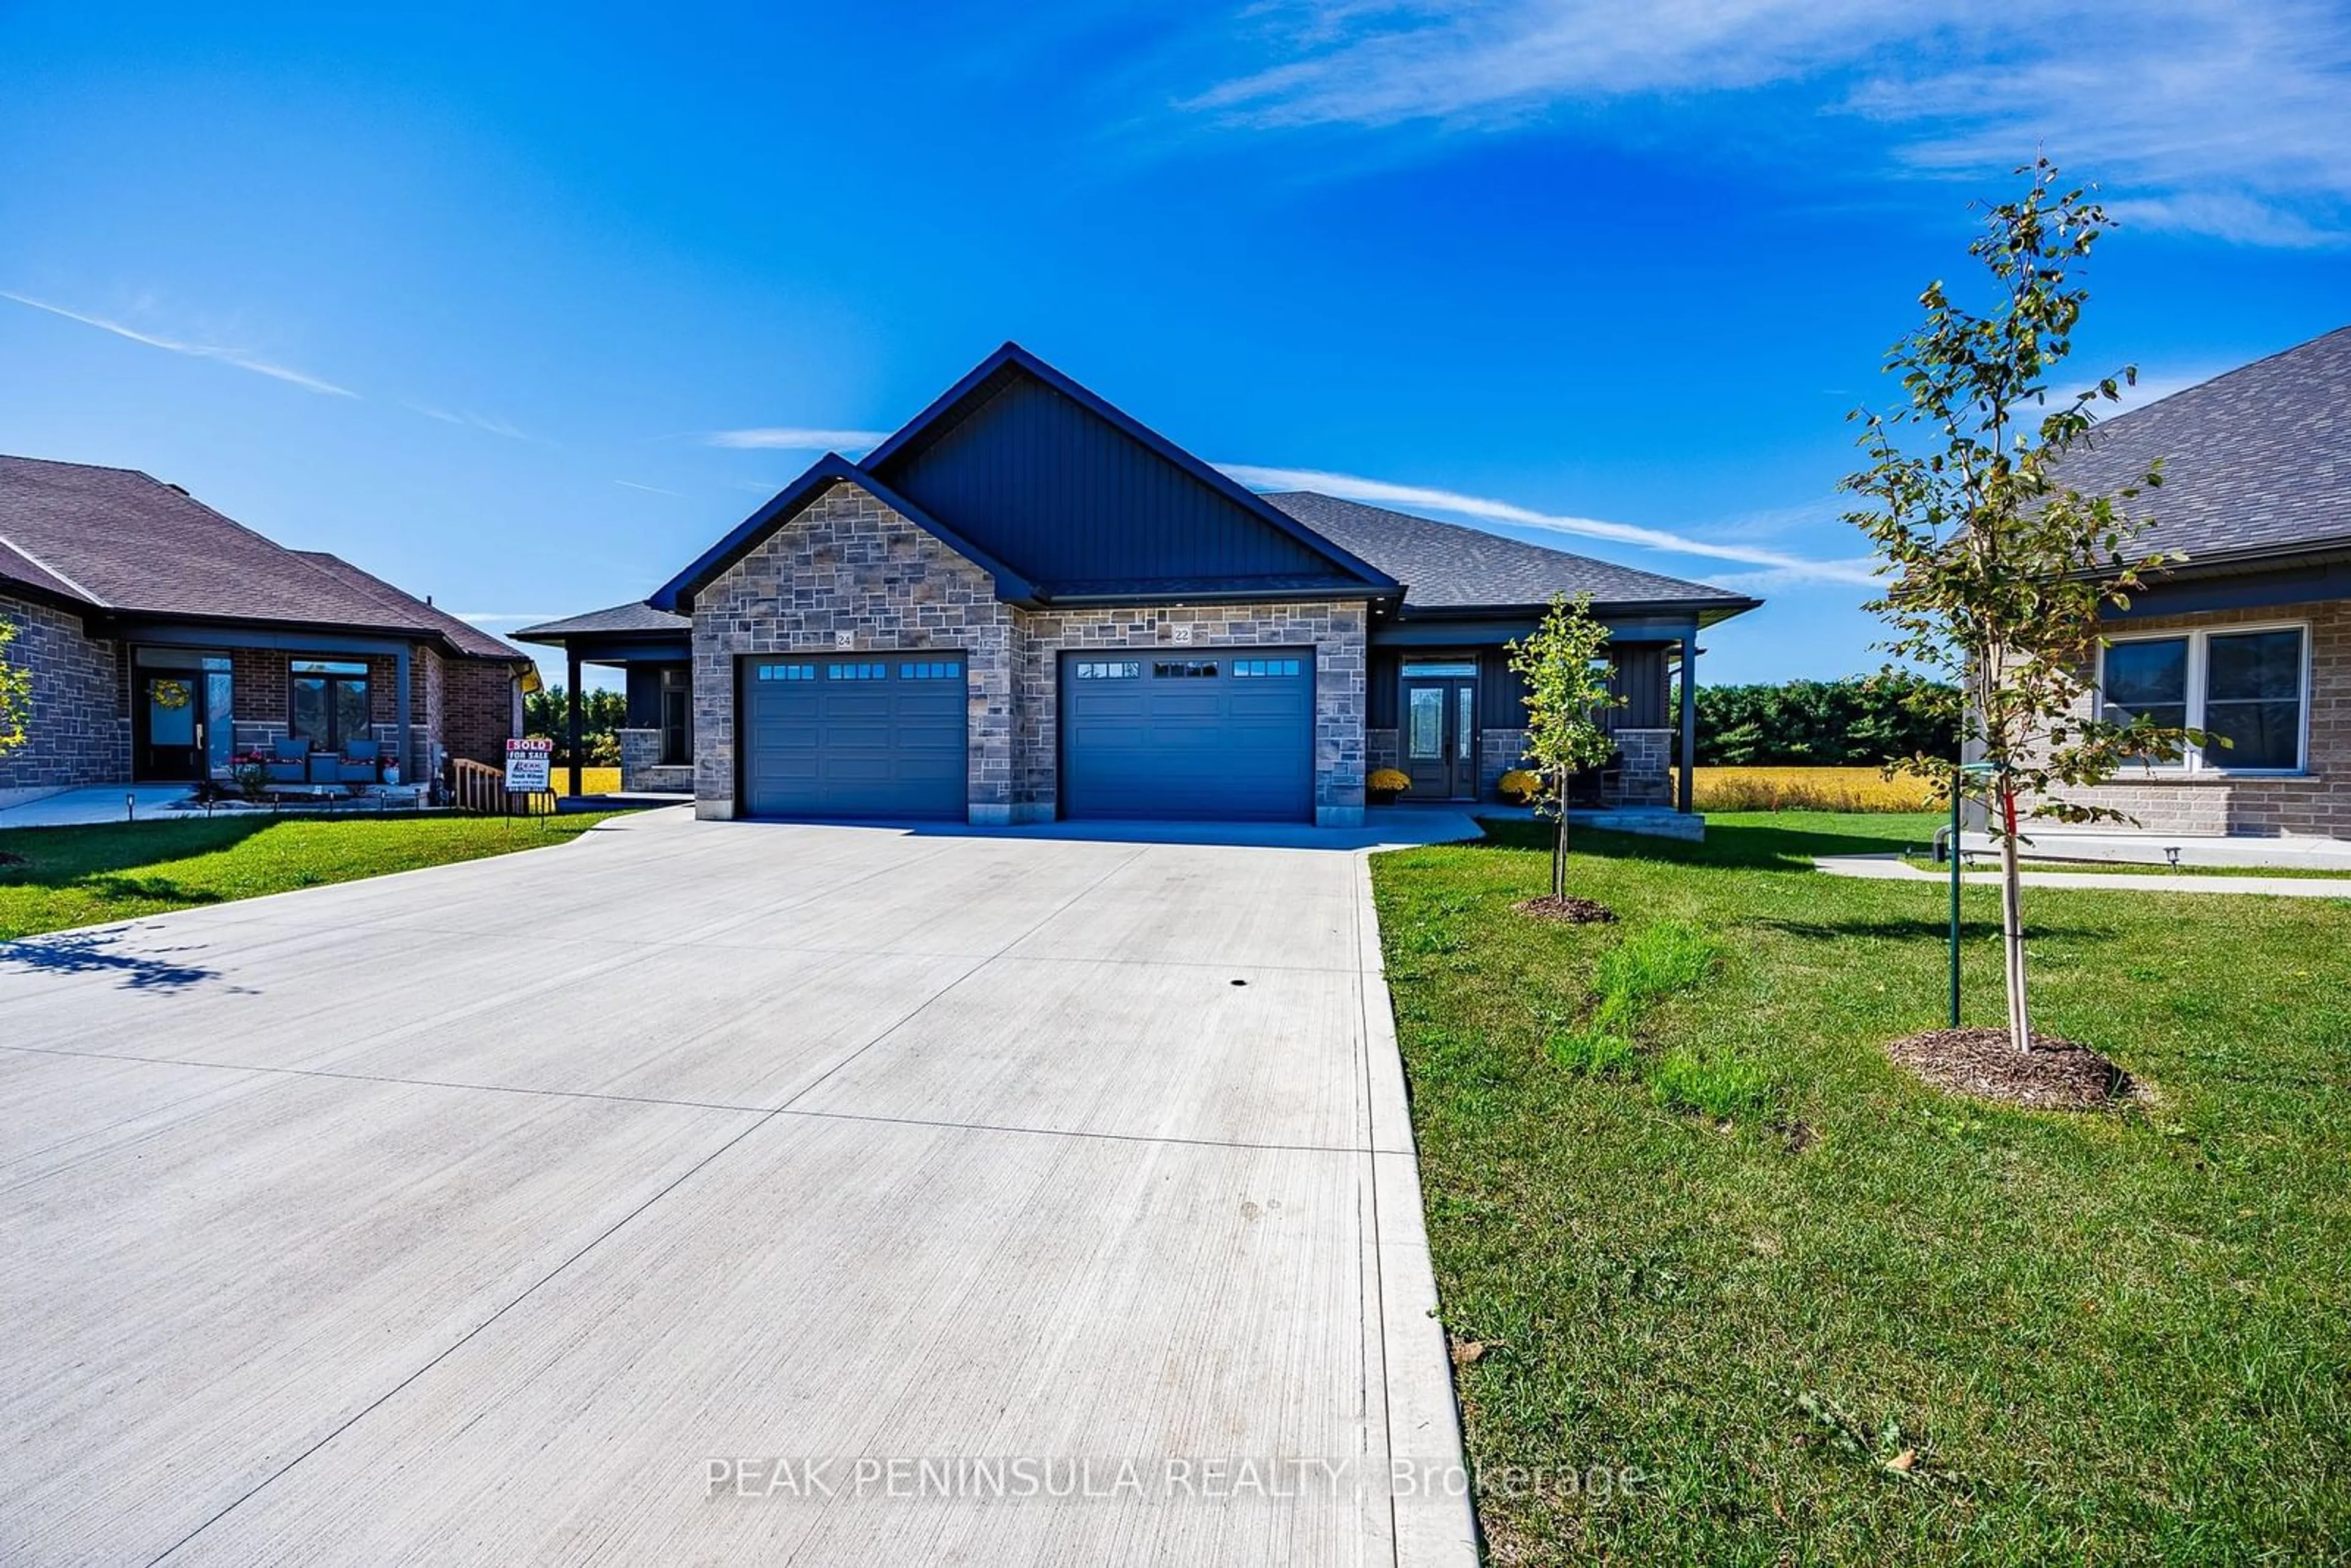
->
[
  {"left": 617, "top": 728, "right": 694, "bottom": 793},
  {"left": 691, "top": 482, "right": 1017, "bottom": 821},
  {"left": 1479, "top": 728, "right": 1529, "bottom": 800},
  {"left": 2038, "top": 598, "right": 2348, "bottom": 840},
  {"left": 689, "top": 479, "right": 1372, "bottom": 826},
  {"left": 1613, "top": 727, "right": 1675, "bottom": 806},
  {"left": 1365, "top": 721, "right": 1671, "bottom": 808},
  {"left": 0, "top": 592, "right": 128, "bottom": 806}
]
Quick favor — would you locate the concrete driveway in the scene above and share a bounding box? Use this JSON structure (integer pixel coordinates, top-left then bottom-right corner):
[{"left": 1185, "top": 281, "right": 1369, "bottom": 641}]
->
[{"left": 0, "top": 809, "right": 1473, "bottom": 1566}]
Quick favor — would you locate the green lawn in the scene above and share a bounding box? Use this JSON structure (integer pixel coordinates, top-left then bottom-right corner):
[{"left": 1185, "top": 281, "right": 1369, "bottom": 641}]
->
[
  {"left": 1372, "top": 811, "right": 2350, "bottom": 1565},
  {"left": 0, "top": 812, "right": 619, "bottom": 939}
]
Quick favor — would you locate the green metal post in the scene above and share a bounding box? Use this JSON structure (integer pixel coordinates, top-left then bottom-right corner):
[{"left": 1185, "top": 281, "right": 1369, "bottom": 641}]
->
[{"left": 1949, "top": 780, "right": 1962, "bottom": 1027}]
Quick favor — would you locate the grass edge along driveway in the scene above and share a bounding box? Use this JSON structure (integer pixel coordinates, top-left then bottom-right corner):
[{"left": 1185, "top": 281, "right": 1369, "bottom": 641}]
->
[
  {"left": 0, "top": 812, "right": 620, "bottom": 940},
  {"left": 1370, "top": 811, "right": 2350, "bottom": 1566}
]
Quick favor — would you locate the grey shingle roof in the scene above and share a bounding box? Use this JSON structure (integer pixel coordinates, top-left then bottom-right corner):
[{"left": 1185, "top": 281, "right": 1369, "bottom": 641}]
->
[
  {"left": 1261, "top": 491, "right": 1757, "bottom": 614},
  {"left": 0, "top": 453, "right": 524, "bottom": 661},
  {"left": 513, "top": 601, "right": 691, "bottom": 640},
  {"left": 2053, "top": 324, "right": 2351, "bottom": 563},
  {"left": 291, "top": 552, "right": 527, "bottom": 662}
]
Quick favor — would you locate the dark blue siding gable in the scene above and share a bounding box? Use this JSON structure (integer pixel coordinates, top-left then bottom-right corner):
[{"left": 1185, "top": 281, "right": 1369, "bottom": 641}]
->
[{"left": 873, "top": 373, "right": 1341, "bottom": 587}]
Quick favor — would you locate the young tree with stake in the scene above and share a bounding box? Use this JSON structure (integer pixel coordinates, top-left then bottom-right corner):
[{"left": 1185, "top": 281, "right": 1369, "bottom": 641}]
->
[
  {"left": 1508, "top": 593, "right": 1622, "bottom": 902},
  {"left": 1844, "top": 160, "right": 2191, "bottom": 1054}
]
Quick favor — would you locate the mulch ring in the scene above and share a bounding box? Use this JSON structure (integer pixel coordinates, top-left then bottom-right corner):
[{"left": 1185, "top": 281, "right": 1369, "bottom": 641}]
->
[
  {"left": 1886, "top": 1027, "right": 2135, "bottom": 1111},
  {"left": 1513, "top": 895, "right": 1617, "bottom": 925}
]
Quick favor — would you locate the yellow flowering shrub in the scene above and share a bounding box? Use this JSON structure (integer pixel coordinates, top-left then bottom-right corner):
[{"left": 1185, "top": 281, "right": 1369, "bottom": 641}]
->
[
  {"left": 1367, "top": 768, "right": 1412, "bottom": 793},
  {"left": 1497, "top": 768, "right": 1547, "bottom": 805}
]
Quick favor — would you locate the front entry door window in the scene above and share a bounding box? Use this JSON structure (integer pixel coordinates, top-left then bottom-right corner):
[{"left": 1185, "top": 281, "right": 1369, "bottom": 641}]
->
[
  {"left": 133, "top": 651, "right": 233, "bottom": 781},
  {"left": 1401, "top": 661, "right": 1479, "bottom": 799}
]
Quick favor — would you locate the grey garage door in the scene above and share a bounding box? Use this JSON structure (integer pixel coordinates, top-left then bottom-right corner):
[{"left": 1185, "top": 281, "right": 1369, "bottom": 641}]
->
[
  {"left": 741, "top": 653, "right": 967, "bottom": 820},
  {"left": 1060, "top": 650, "right": 1314, "bottom": 822}
]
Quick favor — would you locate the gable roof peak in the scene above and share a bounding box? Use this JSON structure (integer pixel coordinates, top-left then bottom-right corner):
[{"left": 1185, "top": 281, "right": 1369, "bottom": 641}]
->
[{"left": 860, "top": 342, "right": 1398, "bottom": 594}]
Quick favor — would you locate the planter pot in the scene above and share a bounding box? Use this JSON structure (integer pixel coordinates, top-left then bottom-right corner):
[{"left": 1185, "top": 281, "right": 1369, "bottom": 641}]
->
[{"left": 1367, "top": 787, "right": 1401, "bottom": 806}]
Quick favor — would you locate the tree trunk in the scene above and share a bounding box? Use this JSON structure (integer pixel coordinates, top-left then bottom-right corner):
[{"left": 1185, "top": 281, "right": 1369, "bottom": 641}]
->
[
  {"left": 1553, "top": 766, "right": 1570, "bottom": 900},
  {"left": 1998, "top": 785, "right": 2033, "bottom": 1053}
]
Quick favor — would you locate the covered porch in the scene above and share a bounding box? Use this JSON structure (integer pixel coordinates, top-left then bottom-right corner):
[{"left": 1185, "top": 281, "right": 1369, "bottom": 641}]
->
[
  {"left": 511, "top": 602, "right": 694, "bottom": 797},
  {"left": 110, "top": 621, "right": 430, "bottom": 792},
  {"left": 1364, "top": 607, "right": 1711, "bottom": 812}
]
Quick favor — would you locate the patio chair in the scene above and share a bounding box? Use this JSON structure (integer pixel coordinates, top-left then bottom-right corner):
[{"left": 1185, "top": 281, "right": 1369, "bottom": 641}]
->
[
  {"left": 264, "top": 737, "right": 312, "bottom": 785},
  {"left": 337, "top": 740, "right": 382, "bottom": 784}
]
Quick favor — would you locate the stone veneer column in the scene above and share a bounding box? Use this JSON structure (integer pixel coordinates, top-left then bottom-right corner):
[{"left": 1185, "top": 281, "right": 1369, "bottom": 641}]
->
[{"left": 1611, "top": 728, "right": 1674, "bottom": 805}]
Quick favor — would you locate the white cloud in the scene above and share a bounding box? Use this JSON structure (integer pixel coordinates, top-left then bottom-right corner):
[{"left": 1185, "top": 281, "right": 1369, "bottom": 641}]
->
[
  {"left": 703, "top": 427, "right": 890, "bottom": 451},
  {"left": 2, "top": 290, "right": 359, "bottom": 396},
  {"left": 403, "top": 401, "right": 539, "bottom": 441},
  {"left": 1219, "top": 462, "right": 1882, "bottom": 585},
  {"left": 1183, "top": 0, "right": 2351, "bottom": 245}
]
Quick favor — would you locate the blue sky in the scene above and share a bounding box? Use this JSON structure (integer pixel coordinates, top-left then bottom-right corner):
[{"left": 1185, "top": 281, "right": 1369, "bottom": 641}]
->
[{"left": 4, "top": 2, "right": 2347, "bottom": 691}]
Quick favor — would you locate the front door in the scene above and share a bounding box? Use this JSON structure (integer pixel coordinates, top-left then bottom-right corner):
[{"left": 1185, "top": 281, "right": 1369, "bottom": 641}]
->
[
  {"left": 1401, "top": 675, "right": 1477, "bottom": 800},
  {"left": 137, "top": 672, "right": 205, "bottom": 781},
  {"left": 132, "top": 655, "right": 234, "bottom": 782}
]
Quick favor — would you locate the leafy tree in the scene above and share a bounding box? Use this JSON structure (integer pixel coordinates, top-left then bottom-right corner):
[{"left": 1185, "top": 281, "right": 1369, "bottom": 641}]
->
[
  {"left": 1508, "top": 593, "right": 1623, "bottom": 900},
  {"left": 523, "top": 684, "right": 629, "bottom": 766},
  {"left": 1843, "top": 160, "right": 2186, "bottom": 1053},
  {"left": 0, "top": 617, "right": 28, "bottom": 757}
]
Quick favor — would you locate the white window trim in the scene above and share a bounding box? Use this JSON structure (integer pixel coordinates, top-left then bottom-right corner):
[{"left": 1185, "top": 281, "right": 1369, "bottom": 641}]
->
[{"left": 2096, "top": 621, "right": 2311, "bottom": 776}]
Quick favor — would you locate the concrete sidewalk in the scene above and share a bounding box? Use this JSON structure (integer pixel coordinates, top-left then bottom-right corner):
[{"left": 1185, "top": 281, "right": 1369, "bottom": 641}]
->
[
  {"left": 1816, "top": 852, "right": 2351, "bottom": 899},
  {"left": 0, "top": 783, "right": 195, "bottom": 828},
  {"left": 0, "top": 808, "right": 1476, "bottom": 1566}
]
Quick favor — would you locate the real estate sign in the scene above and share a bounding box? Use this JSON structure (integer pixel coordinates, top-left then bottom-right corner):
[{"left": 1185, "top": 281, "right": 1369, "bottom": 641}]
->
[{"left": 504, "top": 737, "right": 555, "bottom": 793}]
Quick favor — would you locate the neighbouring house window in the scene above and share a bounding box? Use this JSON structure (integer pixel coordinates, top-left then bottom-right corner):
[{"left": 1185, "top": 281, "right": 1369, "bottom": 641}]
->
[
  {"left": 1231, "top": 658, "right": 1302, "bottom": 678},
  {"left": 290, "top": 659, "right": 372, "bottom": 751},
  {"left": 2099, "top": 626, "right": 2308, "bottom": 773},
  {"left": 1074, "top": 661, "right": 1140, "bottom": 680}
]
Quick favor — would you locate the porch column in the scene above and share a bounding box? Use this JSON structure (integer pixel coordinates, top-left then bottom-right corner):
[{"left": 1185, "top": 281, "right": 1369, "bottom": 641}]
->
[
  {"left": 395, "top": 645, "right": 413, "bottom": 789},
  {"left": 566, "top": 648, "right": 583, "bottom": 798},
  {"left": 1677, "top": 632, "right": 1697, "bottom": 814}
]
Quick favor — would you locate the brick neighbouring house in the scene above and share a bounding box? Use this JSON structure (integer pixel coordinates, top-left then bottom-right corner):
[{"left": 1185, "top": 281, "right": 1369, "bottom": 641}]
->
[
  {"left": 2012, "top": 324, "right": 2351, "bottom": 857},
  {"left": 520, "top": 343, "right": 1760, "bottom": 825},
  {"left": 0, "top": 454, "right": 532, "bottom": 808}
]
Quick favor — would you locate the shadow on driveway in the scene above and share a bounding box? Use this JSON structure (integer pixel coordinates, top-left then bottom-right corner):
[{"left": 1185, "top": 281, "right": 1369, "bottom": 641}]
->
[{"left": 0, "top": 929, "right": 238, "bottom": 991}]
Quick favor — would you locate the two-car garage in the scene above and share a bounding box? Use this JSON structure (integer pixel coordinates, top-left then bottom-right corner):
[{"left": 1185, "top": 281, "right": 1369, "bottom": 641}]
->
[{"left": 735, "top": 647, "right": 1316, "bottom": 823}]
